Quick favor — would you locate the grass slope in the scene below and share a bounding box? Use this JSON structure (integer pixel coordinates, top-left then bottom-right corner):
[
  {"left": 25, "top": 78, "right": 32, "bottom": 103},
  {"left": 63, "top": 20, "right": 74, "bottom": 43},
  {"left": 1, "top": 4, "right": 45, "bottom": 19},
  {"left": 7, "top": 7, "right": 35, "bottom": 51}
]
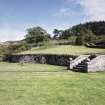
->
[
  {"left": 20, "top": 45, "right": 105, "bottom": 55},
  {"left": 0, "top": 62, "right": 105, "bottom": 105}
]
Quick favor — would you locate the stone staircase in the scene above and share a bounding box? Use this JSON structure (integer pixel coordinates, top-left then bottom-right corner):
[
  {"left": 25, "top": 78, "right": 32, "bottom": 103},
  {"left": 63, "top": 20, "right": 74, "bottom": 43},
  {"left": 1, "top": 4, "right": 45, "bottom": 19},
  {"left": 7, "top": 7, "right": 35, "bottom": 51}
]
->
[{"left": 70, "top": 55, "right": 96, "bottom": 72}]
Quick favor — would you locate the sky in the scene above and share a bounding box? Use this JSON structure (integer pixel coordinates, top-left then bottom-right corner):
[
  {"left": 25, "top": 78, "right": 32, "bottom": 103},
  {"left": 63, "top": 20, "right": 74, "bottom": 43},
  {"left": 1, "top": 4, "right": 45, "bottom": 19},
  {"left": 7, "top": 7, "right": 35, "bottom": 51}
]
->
[{"left": 0, "top": 0, "right": 105, "bottom": 41}]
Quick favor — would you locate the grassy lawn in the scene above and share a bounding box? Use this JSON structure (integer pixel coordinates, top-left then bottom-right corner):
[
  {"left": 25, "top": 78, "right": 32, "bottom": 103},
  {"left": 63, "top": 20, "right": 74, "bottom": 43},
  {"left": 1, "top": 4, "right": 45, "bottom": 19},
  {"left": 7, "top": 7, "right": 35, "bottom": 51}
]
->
[
  {"left": 0, "top": 62, "right": 105, "bottom": 105},
  {"left": 0, "top": 62, "right": 66, "bottom": 72},
  {"left": 20, "top": 45, "right": 105, "bottom": 55}
]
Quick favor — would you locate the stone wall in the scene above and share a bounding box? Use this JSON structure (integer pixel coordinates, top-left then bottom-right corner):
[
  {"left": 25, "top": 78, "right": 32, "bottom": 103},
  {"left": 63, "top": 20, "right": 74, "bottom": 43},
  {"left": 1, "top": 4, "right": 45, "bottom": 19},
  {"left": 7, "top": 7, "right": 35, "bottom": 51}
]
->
[
  {"left": 5, "top": 54, "right": 77, "bottom": 66},
  {"left": 88, "top": 55, "right": 105, "bottom": 72},
  {"left": 1, "top": 54, "right": 105, "bottom": 72},
  {"left": 0, "top": 55, "right": 5, "bottom": 61}
]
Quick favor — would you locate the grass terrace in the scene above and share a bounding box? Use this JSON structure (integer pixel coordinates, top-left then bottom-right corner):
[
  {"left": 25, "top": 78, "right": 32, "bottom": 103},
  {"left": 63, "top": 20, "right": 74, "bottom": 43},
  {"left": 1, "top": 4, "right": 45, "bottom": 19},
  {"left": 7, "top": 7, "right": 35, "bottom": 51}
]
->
[{"left": 19, "top": 45, "right": 105, "bottom": 55}]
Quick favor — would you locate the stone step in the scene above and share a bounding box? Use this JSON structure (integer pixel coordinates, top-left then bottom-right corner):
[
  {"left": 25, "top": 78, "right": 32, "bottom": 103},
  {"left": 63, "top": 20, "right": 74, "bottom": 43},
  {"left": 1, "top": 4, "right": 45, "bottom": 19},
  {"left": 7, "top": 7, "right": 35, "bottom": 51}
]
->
[
  {"left": 74, "top": 66, "right": 84, "bottom": 69},
  {"left": 73, "top": 63, "right": 87, "bottom": 72},
  {"left": 73, "top": 67, "right": 86, "bottom": 71},
  {"left": 71, "top": 55, "right": 97, "bottom": 72},
  {"left": 73, "top": 68, "right": 87, "bottom": 73},
  {"left": 79, "top": 61, "right": 87, "bottom": 64},
  {"left": 70, "top": 55, "right": 90, "bottom": 69},
  {"left": 77, "top": 64, "right": 87, "bottom": 67}
]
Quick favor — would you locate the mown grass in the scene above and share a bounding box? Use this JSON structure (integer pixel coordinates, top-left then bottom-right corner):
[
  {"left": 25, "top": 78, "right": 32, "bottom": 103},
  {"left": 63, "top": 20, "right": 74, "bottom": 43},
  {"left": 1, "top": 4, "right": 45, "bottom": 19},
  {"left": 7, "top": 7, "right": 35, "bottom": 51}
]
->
[
  {"left": 20, "top": 45, "right": 105, "bottom": 55},
  {"left": 0, "top": 62, "right": 66, "bottom": 72},
  {"left": 0, "top": 62, "right": 105, "bottom": 105}
]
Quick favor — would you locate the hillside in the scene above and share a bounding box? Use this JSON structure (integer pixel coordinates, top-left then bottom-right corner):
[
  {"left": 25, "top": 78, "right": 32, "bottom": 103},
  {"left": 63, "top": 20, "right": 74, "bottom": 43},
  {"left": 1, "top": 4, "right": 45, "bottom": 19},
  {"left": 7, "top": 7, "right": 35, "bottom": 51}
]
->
[
  {"left": 19, "top": 45, "right": 105, "bottom": 55},
  {"left": 71, "top": 21, "right": 105, "bottom": 36}
]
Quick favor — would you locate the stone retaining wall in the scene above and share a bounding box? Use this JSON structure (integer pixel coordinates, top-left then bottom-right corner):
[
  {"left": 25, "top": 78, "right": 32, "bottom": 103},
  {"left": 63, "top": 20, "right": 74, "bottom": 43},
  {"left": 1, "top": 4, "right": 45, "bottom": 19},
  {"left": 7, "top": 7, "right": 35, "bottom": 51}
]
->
[
  {"left": 88, "top": 55, "right": 105, "bottom": 72},
  {"left": 0, "top": 55, "right": 5, "bottom": 61},
  {"left": 4, "top": 54, "right": 77, "bottom": 66}
]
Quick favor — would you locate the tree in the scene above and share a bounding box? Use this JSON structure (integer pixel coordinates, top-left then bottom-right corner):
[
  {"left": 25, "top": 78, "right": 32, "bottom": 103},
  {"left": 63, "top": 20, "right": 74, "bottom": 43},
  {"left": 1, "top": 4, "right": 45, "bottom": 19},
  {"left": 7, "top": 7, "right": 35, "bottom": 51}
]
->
[
  {"left": 53, "top": 29, "right": 60, "bottom": 39},
  {"left": 60, "top": 29, "right": 71, "bottom": 39},
  {"left": 68, "top": 36, "right": 77, "bottom": 45},
  {"left": 84, "top": 29, "right": 96, "bottom": 43},
  {"left": 71, "top": 21, "right": 105, "bottom": 36},
  {"left": 75, "top": 35, "right": 84, "bottom": 45},
  {"left": 25, "top": 27, "right": 49, "bottom": 45}
]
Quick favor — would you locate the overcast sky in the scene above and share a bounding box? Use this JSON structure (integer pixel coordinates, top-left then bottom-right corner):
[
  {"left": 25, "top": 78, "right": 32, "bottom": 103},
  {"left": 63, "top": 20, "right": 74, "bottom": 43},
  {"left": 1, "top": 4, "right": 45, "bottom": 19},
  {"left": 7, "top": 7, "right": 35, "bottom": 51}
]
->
[{"left": 0, "top": 0, "right": 105, "bottom": 41}]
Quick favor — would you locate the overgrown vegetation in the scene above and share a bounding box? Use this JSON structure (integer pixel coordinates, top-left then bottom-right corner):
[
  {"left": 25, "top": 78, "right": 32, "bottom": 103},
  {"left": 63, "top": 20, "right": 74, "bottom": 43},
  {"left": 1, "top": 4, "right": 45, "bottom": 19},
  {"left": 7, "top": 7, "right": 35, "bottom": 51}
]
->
[
  {"left": 53, "top": 21, "right": 105, "bottom": 45},
  {"left": 0, "top": 42, "right": 31, "bottom": 55},
  {"left": 0, "top": 21, "right": 105, "bottom": 55}
]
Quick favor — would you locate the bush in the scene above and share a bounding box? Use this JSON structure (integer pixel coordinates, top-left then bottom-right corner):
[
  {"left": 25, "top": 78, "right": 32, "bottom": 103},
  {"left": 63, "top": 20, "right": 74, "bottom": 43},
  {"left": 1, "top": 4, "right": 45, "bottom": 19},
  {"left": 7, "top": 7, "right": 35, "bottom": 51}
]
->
[
  {"left": 75, "top": 35, "right": 84, "bottom": 45},
  {"left": 0, "top": 42, "right": 31, "bottom": 55}
]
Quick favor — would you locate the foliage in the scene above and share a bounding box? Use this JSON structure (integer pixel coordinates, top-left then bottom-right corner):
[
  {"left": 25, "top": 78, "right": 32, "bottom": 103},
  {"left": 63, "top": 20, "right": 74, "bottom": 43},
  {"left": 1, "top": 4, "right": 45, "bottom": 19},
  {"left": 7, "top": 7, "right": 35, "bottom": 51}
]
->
[
  {"left": 53, "top": 29, "right": 60, "bottom": 39},
  {"left": 75, "top": 35, "right": 84, "bottom": 45},
  {"left": 0, "top": 42, "right": 31, "bottom": 55},
  {"left": 74, "top": 28, "right": 96, "bottom": 45},
  {"left": 53, "top": 21, "right": 105, "bottom": 45},
  {"left": 93, "top": 35, "right": 105, "bottom": 42},
  {"left": 53, "top": 29, "right": 63, "bottom": 39},
  {"left": 25, "top": 27, "right": 50, "bottom": 45},
  {"left": 68, "top": 36, "right": 77, "bottom": 45},
  {"left": 1, "top": 21, "right": 105, "bottom": 55},
  {"left": 71, "top": 21, "right": 105, "bottom": 36},
  {"left": 60, "top": 29, "right": 71, "bottom": 39}
]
